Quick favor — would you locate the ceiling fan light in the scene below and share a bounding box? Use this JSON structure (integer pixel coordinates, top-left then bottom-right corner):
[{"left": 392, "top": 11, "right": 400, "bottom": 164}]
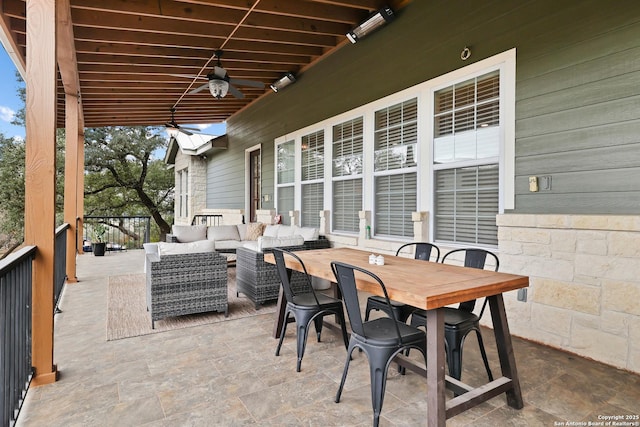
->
[
  {"left": 166, "top": 127, "right": 179, "bottom": 138},
  {"left": 347, "top": 6, "right": 394, "bottom": 43},
  {"left": 209, "top": 79, "right": 229, "bottom": 99},
  {"left": 270, "top": 73, "right": 296, "bottom": 92}
]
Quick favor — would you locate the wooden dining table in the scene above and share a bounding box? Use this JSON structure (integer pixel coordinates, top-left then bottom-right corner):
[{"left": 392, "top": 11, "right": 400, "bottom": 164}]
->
[{"left": 265, "top": 247, "right": 529, "bottom": 426}]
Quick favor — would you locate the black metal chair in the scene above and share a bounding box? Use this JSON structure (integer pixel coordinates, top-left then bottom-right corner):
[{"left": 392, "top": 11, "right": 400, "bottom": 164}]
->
[
  {"left": 331, "top": 261, "right": 427, "bottom": 427},
  {"left": 273, "top": 248, "right": 349, "bottom": 372},
  {"left": 364, "top": 243, "right": 440, "bottom": 323},
  {"left": 409, "top": 248, "right": 498, "bottom": 383}
]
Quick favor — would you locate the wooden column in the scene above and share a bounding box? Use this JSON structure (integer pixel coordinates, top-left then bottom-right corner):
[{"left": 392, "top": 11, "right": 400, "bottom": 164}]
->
[
  {"left": 63, "top": 93, "right": 79, "bottom": 282},
  {"left": 57, "top": 0, "right": 84, "bottom": 258},
  {"left": 25, "top": 0, "right": 58, "bottom": 386},
  {"left": 77, "top": 133, "right": 85, "bottom": 254}
]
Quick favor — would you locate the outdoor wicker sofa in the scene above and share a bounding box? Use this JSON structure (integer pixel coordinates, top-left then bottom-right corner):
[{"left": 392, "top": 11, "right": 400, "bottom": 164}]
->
[
  {"left": 146, "top": 249, "right": 228, "bottom": 328},
  {"left": 236, "top": 237, "right": 331, "bottom": 309}
]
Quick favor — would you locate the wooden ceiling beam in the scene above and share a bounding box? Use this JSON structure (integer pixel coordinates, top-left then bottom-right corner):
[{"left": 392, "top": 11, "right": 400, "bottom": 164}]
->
[
  {"left": 70, "top": 9, "right": 338, "bottom": 47},
  {"left": 71, "top": 0, "right": 352, "bottom": 35}
]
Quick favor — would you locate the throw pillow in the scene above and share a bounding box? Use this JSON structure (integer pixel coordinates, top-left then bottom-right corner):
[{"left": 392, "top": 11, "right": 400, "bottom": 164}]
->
[
  {"left": 172, "top": 225, "right": 207, "bottom": 243},
  {"left": 207, "top": 225, "right": 240, "bottom": 241},
  {"left": 236, "top": 223, "right": 248, "bottom": 241},
  {"left": 157, "top": 240, "right": 215, "bottom": 255},
  {"left": 245, "top": 222, "right": 266, "bottom": 240}
]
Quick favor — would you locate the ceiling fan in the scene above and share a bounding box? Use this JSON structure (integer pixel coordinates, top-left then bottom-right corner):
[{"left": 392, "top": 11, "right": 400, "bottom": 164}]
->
[
  {"left": 164, "top": 108, "right": 198, "bottom": 137},
  {"left": 188, "top": 50, "right": 265, "bottom": 99}
]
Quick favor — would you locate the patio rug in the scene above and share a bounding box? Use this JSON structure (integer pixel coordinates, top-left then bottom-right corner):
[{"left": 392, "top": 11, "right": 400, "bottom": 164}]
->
[{"left": 106, "top": 268, "right": 276, "bottom": 341}]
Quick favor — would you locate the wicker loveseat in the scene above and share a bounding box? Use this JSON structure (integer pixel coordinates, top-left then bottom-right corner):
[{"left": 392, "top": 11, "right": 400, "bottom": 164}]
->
[
  {"left": 146, "top": 241, "right": 228, "bottom": 328},
  {"left": 236, "top": 237, "right": 331, "bottom": 309}
]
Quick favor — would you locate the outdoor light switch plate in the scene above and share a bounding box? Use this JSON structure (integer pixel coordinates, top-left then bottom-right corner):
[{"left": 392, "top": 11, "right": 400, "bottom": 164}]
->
[
  {"left": 517, "top": 288, "right": 528, "bottom": 302},
  {"left": 540, "top": 175, "right": 552, "bottom": 191},
  {"left": 529, "top": 176, "right": 539, "bottom": 192}
]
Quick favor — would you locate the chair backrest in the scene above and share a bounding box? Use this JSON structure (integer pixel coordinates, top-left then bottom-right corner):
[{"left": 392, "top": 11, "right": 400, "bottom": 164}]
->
[
  {"left": 441, "top": 248, "right": 499, "bottom": 312},
  {"left": 273, "top": 248, "right": 319, "bottom": 305},
  {"left": 396, "top": 242, "right": 440, "bottom": 262},
  {"left": 331, "top": 261, "right": 404, "bottom": 342}
]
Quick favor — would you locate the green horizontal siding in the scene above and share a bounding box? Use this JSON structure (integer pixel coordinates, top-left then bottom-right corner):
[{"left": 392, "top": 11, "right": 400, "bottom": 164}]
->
[{"left": 207, "top": 0, "right": 640, "bottom": 215}]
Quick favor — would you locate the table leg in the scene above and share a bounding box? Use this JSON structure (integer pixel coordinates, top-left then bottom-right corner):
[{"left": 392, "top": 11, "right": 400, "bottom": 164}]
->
[
  {"left": 426, "top": 308, "right": 446, "bottom": 427},
  {"left": 488, "top": 294, "right": 524, "bottom": 409}
]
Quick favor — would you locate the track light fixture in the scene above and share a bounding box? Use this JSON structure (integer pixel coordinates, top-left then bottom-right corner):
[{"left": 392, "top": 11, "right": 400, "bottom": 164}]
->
[
  {"left": 347, "top": 6, "right": 394, "bottom": 43},
  {"left": 270, "top": 73, "right": 296, "bottom": 92}
]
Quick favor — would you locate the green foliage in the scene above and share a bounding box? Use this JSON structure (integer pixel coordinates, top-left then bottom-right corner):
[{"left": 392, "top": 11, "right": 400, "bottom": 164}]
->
[
  {"left": 0, "top": 132, "right": 26, "bottom": 243},
  {"left": 83, "top": 126, "right": 173, "bottom": 235}
]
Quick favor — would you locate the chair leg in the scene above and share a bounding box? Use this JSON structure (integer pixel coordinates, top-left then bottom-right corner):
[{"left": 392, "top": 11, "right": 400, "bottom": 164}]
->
[
  {"left": 275, "top": 311, "right": 290, "bottom": 356},
  {"left": 313, "top": 316, "right": 324, "bottom": 342},
  {"left": 368, "top": 351, "right": 391, "bottom": 427},
  {"left": 335, "top": 343, "right": 355, "bottom": 403},
  {"left": 338, "top": 311, "right": 350, "bottom": 351},
  {"left": 446, "top": 332, "right": 465, "bottom": 381},
  {"left": 295, "top": 320, "right": 311, "bottom": 372},
  {"left": 475, "top": 329, "right": 494, "bottom": 382}
]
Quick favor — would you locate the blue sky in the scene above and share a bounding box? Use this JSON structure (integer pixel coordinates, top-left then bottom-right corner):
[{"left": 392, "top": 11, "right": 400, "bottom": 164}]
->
[
  {"left": 0, "top": 47, "right": 26, "bottom": 140},
  {"left": 0, "top": 46, "right": 225, "bottom": 141}
]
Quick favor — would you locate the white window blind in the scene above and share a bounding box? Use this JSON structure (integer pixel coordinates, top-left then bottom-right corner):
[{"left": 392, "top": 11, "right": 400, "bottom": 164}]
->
[
  {"left": 434, "top": 165, "right": 499, "bottom": 245},
  {"left": 332, "top": 118, "right": 363, "bottom": 233},
  {"left": 302, "top": 182, "right": 323, "bottom": 228},
  {"left": 302, "top": 130, "right": 324, "bottom": 181},
  {"left": 374, "top": 99, "right": 418, "bottom": 238},
  {"left": 375, "top": 173, "right": 416, "bottom": 238}
]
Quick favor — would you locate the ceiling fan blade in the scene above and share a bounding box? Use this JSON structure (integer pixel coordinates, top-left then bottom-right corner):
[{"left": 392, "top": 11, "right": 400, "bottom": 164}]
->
[
  {"left": 179, "top": 128, "right": 193, "bottom": 136},
  {"left": 169, "top": 74, "right": 207, "bottom": 80},
  {"left": 189, "top": 82, "right": 210, "bottom": 94},
  {"left": 227, "top": 84, "right": 245, "bottom": 99},
  {"left": 229, "top": 78, "right": 265, "bottom": 89},
  {"left": 213, "top": 66, "right": 227, "bottom": 79}
]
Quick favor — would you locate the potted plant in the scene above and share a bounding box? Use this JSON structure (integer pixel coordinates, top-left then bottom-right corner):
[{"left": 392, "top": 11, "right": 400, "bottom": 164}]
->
[{"left": 91, "top": 223, "right": 108, "bottom": 256}]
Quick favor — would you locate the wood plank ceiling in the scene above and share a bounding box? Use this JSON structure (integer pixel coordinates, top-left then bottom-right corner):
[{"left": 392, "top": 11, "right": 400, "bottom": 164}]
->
[{"left": 1, "top": 0, "right": 405, "bottom": 129}]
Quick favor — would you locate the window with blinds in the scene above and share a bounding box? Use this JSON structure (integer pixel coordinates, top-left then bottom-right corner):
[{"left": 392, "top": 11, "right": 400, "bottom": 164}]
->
[
  {"left": 301, "top": 130, "right": 324, "bottom": 227},
  {"left": 177, "top": 168, "right": 188, "bottom": 219},
  {"left": 277, "top": 186, "right": 294, "bottom": 226},
  {"left": 276, "top": 140, "right": 295, "bottom": 225},
  {"left": 374, "top": 99, "right": 418, "bottom": 238},
  {"left": 332, "top": 118, "right": 363, "bottom": 233},
  {"left": 301, "top": 130, "right": 324, "bottom": 181},
  {"left": 433, "top": 70, "right": 501, "bottom": 245}
]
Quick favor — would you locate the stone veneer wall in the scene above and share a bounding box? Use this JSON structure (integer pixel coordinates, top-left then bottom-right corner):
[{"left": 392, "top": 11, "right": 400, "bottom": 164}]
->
[
  {"left": 173, "top": 151, "right": 207, "bottom": 225},
  {"left": 497, "top": 214, "right": 640, "bottom": 374}
]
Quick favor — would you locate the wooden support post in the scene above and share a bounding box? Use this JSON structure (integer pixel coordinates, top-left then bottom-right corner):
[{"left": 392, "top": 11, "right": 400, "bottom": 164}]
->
[
  {"left": 63, "top": 93, "right": 79, "bottom": 282},
  {"left": 76, "top": 133, "right": 85, "bottom": 254},
  {"left": 25, "top": 0, "right": 58, "bottom": 386}
]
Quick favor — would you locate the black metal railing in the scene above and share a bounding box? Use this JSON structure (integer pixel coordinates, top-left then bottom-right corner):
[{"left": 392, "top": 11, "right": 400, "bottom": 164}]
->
[
  {"left": 0, "top": 245, "right": 36, "bottom": 427},
  {"left": 54, "top": 224, "right": 69, "bottom": 313},
  {"left": 191, "top": 214, "right": 223, "bottom": 227},
  {"left": 83, "top": 216, "right": 151, "bottom": 251}
]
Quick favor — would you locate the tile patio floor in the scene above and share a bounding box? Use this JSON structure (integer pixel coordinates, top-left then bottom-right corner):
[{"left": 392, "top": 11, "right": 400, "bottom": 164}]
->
[{"left": 15, "top": 249, "right": 640, "bottom": 426}]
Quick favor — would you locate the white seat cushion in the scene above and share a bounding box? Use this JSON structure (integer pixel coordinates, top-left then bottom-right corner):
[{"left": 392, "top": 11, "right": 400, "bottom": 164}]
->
[
  {"left": 157, "top": 240, "right": 215, "bottom": 255},
  {"left": 171, "top": 225, "right": 207, "bottom": 243}
]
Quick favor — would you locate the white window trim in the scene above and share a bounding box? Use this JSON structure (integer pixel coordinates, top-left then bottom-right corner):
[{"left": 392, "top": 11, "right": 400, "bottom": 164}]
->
[{"left": 273, "top": 48, "right": 516, "bottom": 240}]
